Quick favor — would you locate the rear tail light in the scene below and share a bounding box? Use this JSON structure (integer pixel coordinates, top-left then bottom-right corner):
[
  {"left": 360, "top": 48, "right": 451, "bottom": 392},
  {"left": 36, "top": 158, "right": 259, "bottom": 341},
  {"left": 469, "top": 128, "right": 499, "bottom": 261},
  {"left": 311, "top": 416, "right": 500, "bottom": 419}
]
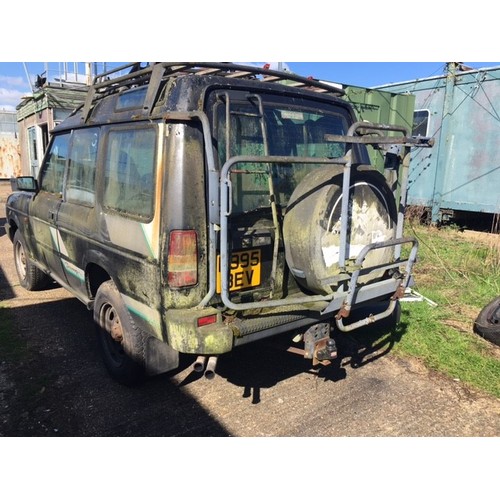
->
[{"left": 167, "top": 230, "right": 198, "bottom": 288}]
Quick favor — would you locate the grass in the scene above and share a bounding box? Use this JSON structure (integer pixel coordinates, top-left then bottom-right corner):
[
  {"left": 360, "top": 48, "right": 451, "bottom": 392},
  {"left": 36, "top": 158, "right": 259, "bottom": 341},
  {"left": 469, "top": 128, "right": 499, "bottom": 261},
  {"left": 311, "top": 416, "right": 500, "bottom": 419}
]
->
[{"left": 393, "top": 222, "right": 500, "bottom": 398}]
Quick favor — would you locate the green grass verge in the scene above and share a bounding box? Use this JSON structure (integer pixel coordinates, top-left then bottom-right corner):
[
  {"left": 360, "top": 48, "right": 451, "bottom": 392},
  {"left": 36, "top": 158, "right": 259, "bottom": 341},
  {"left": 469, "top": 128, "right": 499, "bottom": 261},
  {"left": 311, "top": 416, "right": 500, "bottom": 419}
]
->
[{"left": 393, "top": 223, "right": 500, "bottom": 398}]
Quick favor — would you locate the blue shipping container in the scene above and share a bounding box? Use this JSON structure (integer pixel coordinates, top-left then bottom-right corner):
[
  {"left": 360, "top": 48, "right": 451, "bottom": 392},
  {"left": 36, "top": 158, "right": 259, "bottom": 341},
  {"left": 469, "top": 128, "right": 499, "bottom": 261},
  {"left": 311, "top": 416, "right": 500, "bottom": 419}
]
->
[{"left": 376, "top": 63, "right": 500, "bottom": 223}]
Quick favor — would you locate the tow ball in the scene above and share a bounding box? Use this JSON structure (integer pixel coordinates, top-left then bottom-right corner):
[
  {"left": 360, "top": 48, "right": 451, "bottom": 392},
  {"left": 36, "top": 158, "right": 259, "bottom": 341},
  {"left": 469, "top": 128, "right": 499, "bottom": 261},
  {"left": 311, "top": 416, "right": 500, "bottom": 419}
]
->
[{"left": 303, "top": 323, "right": 337, "bottom": 366}]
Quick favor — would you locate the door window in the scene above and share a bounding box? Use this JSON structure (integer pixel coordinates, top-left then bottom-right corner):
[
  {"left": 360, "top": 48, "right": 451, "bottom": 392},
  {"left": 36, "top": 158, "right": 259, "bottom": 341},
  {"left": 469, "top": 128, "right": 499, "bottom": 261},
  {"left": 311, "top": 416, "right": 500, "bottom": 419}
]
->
[{"left": 39, "top": 134, "right": 70, "bottom": 194}]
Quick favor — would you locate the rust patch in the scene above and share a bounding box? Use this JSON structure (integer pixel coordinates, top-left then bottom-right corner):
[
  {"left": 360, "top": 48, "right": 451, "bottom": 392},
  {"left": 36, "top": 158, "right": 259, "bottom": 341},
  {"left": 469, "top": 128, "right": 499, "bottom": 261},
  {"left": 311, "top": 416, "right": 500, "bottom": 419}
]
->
[{"left": 0, "top": 136, "right": 21, "bottom": 179}]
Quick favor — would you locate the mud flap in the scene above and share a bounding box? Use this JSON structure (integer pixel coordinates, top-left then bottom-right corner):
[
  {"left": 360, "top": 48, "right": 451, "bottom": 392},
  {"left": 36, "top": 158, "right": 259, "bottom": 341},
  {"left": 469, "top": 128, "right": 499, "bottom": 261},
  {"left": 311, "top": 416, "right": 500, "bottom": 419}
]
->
[{"left": 145, "top": 336, "right": 179, "bottom": 376}]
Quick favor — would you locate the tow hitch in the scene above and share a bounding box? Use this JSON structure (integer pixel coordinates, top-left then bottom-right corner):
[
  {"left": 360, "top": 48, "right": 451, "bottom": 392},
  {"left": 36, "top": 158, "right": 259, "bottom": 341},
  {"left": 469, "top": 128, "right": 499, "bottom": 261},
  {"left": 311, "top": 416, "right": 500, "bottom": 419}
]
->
[
  {"left": 286, "top": 323, "right": 337, "bottom": 366},
  {"left": 305, "top": 323, "right": 337, "bottom": 366}
]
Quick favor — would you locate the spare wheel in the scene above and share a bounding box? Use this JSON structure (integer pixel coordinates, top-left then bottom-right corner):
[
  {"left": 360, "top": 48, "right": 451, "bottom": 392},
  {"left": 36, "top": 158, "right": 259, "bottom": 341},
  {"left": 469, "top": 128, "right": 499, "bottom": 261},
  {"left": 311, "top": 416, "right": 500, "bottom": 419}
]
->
[{"left": 283, "top": 166, "right": 398, "bottom": 294}]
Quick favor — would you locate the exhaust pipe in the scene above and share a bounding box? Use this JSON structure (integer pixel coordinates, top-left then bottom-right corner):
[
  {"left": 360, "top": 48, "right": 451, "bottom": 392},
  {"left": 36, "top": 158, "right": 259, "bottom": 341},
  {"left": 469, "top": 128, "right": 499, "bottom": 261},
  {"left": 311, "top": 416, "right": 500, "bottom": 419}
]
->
[
  {"left": 204, "top": 356, "right": 218, "bottom": 380},
  {"left": 193, "top": 355, "right": 207, "bottom": 373}
]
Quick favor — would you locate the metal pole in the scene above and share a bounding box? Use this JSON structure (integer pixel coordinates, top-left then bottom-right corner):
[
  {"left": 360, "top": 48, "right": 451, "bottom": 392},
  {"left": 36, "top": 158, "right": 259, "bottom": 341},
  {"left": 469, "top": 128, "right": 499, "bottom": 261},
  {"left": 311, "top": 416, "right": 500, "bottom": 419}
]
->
[
  {"left": 22, "top": 63, "right": 34, "bottom": 92},
  {"left": 431, "top": 62, "right": 457, "bottom": 223}
]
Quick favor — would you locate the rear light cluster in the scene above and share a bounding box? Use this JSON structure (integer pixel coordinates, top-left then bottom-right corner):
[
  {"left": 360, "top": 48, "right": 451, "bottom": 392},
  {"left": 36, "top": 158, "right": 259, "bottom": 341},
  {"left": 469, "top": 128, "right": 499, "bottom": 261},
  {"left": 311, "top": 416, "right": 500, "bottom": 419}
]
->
[{"left": 167, "top": 230, "right": 198, "bottom": 288}]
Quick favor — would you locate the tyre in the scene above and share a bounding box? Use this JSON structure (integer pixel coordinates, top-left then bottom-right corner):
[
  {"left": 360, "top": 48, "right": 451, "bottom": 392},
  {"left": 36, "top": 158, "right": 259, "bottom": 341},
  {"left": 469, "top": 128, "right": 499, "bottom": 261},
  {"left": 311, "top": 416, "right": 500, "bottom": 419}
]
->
[
  {"left": 94, "top": 280, "right": 147, "bottom": 385},
  {"left": 283, "top": 166, "right": 397, "bottom": 294},
  {"left": 13, "top": 230, "right": 52, "bottom": 291},
  {"left": 473, "top": 297, "right": 500, "bottom": 347}
]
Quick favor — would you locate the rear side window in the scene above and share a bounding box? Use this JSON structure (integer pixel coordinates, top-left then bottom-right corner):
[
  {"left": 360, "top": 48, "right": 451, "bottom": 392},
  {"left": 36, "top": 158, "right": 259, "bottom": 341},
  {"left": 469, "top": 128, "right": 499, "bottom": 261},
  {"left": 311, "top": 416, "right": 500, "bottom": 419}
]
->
[
  {"left": 103, "top": 127, "right": 157, "bottom": 221},
  {"left": 39, "top": 133, "right": 70, "bottom": 194},
  {"left": 66, "top": 128, "right": 100, "bottom": 206}
]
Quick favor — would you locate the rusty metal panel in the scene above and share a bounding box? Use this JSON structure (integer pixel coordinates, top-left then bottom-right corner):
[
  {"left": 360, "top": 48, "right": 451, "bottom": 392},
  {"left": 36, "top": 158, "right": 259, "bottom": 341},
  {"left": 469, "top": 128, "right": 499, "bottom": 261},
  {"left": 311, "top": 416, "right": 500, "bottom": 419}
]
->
[{"left": 0, "top": 135, "right": 21, "bottom": 179}]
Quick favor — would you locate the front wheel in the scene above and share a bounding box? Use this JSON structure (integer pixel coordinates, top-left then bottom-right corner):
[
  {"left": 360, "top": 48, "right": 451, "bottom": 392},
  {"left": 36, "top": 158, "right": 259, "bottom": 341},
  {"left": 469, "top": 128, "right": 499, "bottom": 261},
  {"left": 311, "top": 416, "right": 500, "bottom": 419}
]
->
[
  {"left": 13, "top": 230, "right": 51, "bottom": 291},
  {"left": 94, "top": 280, "right": 147, "bottom": 385}
]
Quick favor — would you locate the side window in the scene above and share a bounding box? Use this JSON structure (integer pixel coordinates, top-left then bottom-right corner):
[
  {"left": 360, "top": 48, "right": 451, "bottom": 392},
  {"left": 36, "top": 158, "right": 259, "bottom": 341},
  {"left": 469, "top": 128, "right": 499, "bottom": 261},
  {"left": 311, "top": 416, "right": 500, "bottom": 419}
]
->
[
  {"left": 66, "top": 128, "right": 99, "bottom": 206},
  {"left": 103, "top": 127, "right": 157, "bottom": 221},
  {"left": 39, "top": 134, "right": 70, "bottom": 194}
]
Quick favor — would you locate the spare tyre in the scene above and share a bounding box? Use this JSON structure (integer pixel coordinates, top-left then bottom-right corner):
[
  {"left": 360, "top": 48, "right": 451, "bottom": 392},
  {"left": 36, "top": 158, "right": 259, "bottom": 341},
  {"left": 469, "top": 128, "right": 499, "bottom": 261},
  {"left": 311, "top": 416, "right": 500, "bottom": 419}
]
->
[{"left": 283, "top": 166, "right": 398, "bottom": 294}]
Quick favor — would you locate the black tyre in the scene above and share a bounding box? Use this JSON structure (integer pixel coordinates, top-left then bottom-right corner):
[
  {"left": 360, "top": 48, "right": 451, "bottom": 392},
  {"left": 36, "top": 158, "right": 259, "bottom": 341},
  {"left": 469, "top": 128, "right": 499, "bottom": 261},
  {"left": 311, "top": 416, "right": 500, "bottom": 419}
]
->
[
  {"left": 473, "top": 297, "right": 500, "bottom": 347},
  {"left": 13, "top": 230, "right": 52, "bottom": 291},
  {"left": 94, "top": 280, "right": 147, "bottom": 385}
]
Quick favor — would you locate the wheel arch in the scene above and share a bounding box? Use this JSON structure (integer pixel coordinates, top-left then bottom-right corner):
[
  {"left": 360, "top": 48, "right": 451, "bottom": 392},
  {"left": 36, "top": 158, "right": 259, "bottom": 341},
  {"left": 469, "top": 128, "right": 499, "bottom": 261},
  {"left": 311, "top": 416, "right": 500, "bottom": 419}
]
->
[
  {"left": 7, "top": 217, "right": 18, "bottom": 242},
  {"left": 86, "top": 262, "right": 112, "bottom": 301}
]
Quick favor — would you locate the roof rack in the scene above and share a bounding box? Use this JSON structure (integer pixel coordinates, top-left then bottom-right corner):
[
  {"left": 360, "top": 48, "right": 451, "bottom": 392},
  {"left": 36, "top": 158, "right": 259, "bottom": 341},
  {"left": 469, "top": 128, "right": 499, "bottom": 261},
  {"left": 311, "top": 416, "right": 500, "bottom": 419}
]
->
[{"left": 80, "top": 62, "right": 345, "bottom": 122}]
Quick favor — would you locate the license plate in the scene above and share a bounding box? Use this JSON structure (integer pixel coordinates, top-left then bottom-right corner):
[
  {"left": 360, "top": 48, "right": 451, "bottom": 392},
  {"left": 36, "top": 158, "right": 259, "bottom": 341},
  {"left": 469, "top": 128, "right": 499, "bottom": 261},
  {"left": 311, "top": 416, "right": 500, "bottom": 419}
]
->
[{"left": 216, "top": 249, "right": 261, "bottom": 293}]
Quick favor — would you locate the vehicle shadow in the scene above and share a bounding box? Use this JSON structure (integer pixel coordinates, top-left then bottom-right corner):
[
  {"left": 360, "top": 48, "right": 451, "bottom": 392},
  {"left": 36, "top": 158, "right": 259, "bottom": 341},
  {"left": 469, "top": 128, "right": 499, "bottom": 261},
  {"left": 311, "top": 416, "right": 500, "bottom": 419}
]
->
[
  {"left": 0, "top": 263, "right": 16, "bottom": 300},
  {"left": 2, "top": 289, "right": 408, "bottom": 435},
  {"left": 1, "top": 296, "right": 230, "bottom": 437},
  {"left": 209, "top": 303, "right": 408, "bottom": 404}
]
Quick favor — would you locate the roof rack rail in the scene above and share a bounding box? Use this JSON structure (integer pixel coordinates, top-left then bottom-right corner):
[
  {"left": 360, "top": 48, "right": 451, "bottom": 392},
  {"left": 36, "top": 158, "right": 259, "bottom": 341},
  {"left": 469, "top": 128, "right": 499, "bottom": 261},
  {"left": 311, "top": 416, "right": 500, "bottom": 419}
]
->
[{"left": 80, "top": 62, "right": 345, "bottom": 122}]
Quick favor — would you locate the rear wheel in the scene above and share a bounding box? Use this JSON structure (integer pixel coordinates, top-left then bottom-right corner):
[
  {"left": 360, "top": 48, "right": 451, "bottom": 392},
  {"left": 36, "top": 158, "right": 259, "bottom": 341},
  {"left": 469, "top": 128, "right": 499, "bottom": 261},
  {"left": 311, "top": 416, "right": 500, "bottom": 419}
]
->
[
  {"left": 13, "top": 230, "right": 51, "bottom": 291},
  {"left": 94, "top": 280, "right": 147, "bottom": 385}
]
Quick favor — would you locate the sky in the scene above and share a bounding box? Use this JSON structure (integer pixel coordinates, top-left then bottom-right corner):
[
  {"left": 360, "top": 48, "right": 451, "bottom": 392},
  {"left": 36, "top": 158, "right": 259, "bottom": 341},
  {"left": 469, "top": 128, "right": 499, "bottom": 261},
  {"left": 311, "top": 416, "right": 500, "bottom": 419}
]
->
[
  {"left": 2, "top": 2, "right": 498, "bottom": 111},
  {"left": 2, "top": 61, "right": 499, "bottom": 112}
]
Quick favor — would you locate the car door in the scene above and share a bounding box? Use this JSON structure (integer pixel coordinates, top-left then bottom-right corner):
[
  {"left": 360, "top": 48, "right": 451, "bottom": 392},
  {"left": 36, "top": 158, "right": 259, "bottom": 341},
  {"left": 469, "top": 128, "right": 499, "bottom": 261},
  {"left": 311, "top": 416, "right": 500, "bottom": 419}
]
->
[{"left": 29, "top": 132, "right": 71, "bottom": 285}]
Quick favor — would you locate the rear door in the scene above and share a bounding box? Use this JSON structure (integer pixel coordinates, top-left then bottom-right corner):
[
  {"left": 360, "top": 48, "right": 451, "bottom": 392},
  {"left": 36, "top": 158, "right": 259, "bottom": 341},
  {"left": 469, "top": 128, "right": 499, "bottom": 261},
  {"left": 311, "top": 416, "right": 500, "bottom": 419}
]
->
[
  {"left": 209, "top": 89, "right": 351, "bottom": 303},
  {"left": 56, "top": 127, "right": 100, "bottom": 299}
]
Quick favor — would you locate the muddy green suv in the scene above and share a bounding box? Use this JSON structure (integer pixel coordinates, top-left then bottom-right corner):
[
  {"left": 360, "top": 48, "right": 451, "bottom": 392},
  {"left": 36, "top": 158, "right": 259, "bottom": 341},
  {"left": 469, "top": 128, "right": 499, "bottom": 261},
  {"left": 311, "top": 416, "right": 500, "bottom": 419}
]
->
[{"left": 5, "top": 63, "right": 432, "bottom": 384}]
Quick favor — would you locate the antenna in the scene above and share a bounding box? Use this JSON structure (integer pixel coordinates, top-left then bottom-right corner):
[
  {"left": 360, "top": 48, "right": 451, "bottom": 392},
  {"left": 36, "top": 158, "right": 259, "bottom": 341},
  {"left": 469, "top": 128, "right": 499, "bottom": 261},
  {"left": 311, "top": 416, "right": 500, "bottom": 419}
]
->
[{"left": 22, "top": 63, "right": 34, "bottom": 93}]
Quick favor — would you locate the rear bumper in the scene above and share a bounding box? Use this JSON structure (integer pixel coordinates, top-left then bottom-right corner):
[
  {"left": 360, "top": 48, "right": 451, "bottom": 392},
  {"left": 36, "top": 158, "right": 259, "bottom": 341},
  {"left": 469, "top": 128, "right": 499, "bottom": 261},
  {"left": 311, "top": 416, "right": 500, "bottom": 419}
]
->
[{"left": 165, "top": 275, "right": 403, "bottom": 355}]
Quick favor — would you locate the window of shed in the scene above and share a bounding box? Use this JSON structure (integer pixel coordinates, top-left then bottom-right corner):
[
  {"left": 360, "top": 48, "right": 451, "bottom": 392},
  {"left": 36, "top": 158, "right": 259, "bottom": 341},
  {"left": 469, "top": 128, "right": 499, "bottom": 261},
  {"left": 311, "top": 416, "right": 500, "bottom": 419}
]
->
[{"left": 413, "top": 109, "right": 430, "bottom": 137}]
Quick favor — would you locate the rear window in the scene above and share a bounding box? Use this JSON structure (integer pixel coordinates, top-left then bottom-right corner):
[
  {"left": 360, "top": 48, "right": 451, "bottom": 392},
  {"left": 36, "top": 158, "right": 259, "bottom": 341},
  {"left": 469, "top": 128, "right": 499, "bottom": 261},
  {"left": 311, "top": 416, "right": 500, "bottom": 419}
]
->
[{"left": 213, "top": 93, "right": 349, "bottom": 213}]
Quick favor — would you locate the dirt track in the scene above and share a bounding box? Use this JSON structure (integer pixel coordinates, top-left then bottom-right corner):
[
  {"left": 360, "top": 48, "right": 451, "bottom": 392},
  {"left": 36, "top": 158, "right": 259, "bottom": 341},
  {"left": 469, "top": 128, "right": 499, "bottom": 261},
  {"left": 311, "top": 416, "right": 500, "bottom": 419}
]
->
[{"left": 1, "top": 180, "right": 499, "bottom": 437}]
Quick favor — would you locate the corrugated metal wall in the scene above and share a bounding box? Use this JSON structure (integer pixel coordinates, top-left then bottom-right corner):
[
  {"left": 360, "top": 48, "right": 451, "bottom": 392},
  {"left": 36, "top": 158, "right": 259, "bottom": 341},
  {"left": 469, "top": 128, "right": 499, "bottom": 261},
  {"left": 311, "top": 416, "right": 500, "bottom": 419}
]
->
[{"left": 377, "top": 65, "right": 500, "bottom": 220}]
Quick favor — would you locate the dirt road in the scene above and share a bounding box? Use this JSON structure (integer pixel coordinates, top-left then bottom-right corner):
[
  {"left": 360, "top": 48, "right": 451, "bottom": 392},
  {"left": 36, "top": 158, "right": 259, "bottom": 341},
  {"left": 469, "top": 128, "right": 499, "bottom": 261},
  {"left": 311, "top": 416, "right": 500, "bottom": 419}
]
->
[{"left": 1, "top": 181, "right": 499, "bottom": 437}]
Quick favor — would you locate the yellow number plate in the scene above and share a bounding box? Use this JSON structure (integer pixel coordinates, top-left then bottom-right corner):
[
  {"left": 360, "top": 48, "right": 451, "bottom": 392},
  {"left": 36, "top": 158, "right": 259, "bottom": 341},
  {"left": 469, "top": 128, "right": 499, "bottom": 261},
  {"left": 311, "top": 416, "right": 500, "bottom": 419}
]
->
[{"left": 216, "top": 249, "right": 261, "bottom": 293}]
